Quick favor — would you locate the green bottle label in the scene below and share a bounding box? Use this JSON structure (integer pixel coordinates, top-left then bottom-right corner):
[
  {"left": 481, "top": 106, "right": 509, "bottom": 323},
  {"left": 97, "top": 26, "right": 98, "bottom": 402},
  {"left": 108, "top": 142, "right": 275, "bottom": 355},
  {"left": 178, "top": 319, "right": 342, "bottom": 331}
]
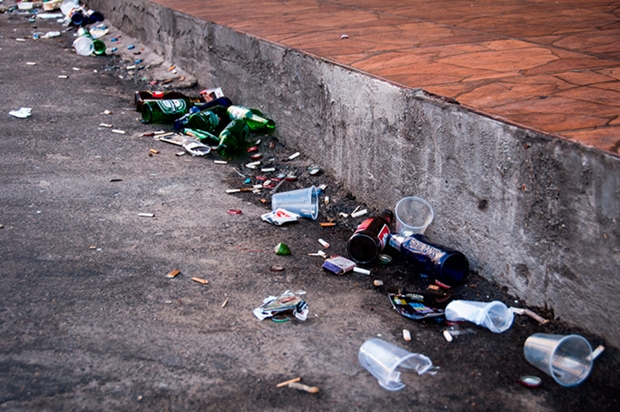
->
[{"left": 157, "top": 99, "right": 187, "bottom": 114}]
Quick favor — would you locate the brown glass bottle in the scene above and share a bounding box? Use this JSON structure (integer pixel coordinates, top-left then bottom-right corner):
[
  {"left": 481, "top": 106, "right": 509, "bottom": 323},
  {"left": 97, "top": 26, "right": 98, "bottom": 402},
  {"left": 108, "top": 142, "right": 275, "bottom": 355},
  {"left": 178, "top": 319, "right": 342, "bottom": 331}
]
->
[{"left": 347, "top": 210, "right": 393, "bottom": 264}]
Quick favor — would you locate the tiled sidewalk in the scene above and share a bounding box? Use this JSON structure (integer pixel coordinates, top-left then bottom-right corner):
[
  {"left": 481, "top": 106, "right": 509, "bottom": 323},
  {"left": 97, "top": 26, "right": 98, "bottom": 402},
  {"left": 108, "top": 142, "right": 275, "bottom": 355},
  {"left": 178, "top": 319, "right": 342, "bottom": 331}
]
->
[{"left": 153, "top": 0, "right": 620, "bottom": 155}]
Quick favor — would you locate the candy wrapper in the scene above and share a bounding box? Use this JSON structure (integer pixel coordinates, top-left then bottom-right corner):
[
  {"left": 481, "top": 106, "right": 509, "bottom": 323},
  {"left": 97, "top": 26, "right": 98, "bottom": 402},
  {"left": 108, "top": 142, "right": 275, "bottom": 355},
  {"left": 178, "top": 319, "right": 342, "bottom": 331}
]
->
[
  {"left": 261, "top": 209, "right": 300, "bottom": 226},
  {"left": 253, "top": 290, "right": 309, "bottom": 321},
  {"left": 388, "top": 292, "right": 451, "bottom": 320}
]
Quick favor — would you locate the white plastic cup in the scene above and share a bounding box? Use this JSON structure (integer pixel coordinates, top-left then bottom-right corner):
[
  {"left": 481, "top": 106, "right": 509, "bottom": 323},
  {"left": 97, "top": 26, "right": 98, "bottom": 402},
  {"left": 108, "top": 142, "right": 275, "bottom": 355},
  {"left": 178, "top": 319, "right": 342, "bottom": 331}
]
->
[
  {"left": 358, "top": 338, "right": 433, "bottom": 391},
  {"left": 73, "top": 36, "right": 94, "bottom": 56},
  {"left": 524, "top": 333, "right": 593, "bottom": 387},
  {"left": 394, "top": 196, "right": 434, "bottom": 236},
  {"left": 60, "top": 0, "right": 80, "bottom": 16},
  {"left": 271, "top": 186, "right": 318, "bottom": 220},
  {"left": 444, "top": 300, "right": 514, "bottom": 333}
]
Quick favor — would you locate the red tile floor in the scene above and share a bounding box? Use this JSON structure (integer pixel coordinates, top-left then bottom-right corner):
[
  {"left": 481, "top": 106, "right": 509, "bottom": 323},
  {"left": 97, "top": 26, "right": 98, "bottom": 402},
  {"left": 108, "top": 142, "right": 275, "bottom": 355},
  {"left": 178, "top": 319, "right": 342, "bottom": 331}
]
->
[{"left": 153, "top": 0, "right": 620, "bottom": 155}]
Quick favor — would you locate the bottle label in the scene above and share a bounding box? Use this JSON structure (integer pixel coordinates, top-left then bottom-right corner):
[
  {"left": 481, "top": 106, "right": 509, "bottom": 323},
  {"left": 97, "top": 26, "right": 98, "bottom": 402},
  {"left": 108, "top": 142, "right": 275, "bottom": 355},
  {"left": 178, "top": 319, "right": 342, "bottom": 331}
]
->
[
  {"left": 377, "top": 224, "right": 390, "bottom": 250},
  {"left": 157, "top": 99, "right": 187, "bottom": 114},
  {"left": 405, "top": 237, "right": 447, "bottom": 265},
  {"left": 227, "top": 106, "right": 250, "bottom": 119},
  {"left": 354, "top": 218, "right": 373, "bottom": 234}
]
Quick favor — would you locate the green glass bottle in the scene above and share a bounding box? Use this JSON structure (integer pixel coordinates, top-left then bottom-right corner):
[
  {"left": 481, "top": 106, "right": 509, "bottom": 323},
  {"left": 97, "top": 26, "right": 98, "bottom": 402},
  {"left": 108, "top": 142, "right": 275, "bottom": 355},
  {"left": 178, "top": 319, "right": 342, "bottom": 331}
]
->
[
  {"left": 183, "top": 128, "right": 220, "bottom": 145},
  {"left": 187, "top": 109, "right": 221, "bottom": 134},
  {"left": 217, "top": 119, "right": 250, "bottom": 154},
  {"left": 141, "top": 99, "right": 192, "bottom": 124},
  {"left": 227, "top": 105, "right": 275, "bottom": 131},
  {"left": 76, "top": 27, "right": 106, "bottom": 56}
]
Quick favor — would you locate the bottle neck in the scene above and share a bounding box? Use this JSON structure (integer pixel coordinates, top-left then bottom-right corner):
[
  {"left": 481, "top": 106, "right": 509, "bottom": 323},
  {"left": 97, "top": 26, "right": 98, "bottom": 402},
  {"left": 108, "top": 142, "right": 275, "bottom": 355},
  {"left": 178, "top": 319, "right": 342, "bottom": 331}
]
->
[{"left": 388, "top": 234, "right": 405, "bottom": 249}]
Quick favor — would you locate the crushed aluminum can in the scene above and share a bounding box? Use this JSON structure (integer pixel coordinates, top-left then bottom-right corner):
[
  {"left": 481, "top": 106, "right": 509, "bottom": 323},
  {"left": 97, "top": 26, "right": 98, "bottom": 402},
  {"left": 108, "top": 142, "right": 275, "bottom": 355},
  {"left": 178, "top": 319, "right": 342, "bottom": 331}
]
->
[
  {"left": 253, "top": 290, "right": 309, "bottom": 321},
  {"left": 261, "top": 209, "right": 300, "bottom": 226},
  {"left": 183, "top": 140, "right": 211, "bottom": 156}
]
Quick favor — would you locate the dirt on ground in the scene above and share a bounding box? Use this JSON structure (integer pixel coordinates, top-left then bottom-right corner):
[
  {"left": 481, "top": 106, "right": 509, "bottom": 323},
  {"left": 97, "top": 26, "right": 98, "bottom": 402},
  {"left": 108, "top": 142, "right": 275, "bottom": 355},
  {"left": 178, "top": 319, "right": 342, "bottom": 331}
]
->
[{"left": 1, "top": 3, "right": 619, "bottom": 411}]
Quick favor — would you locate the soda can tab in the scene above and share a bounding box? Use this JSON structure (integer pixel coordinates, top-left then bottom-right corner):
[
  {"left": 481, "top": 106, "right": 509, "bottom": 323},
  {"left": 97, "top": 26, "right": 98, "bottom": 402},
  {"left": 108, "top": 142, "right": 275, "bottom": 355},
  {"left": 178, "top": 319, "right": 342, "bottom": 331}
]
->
[
  {"left": 261, "top": 209, "right": 300, "bottom": 226},
  {"left": 322, "top": 256, "right": 356, "bottom": 275}
]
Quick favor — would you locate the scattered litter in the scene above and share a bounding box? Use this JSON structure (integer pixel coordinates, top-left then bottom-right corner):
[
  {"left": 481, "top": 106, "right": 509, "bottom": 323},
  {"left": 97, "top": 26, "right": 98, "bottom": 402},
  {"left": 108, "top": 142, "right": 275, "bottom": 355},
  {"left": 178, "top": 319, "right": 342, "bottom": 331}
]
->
[
  {"left": 99, "top": 123, "right": 113, "bottom": 128},
  {"left": 128, "top": 44, "right": 135, "bottom": 50},
  {"left": 287, "top": 152, "right": 300, "bottom": 160},
  {"left": 338, "top": 212, "right": 349, "bottom": 218},
  {"left": 308, "top": 250, "right": 327, "bottom": 258},
  {"left": 72, "top": 67, "right": 80, "bottom": 71},
  {"left": 58, "top": 75, "right": 68, "bottom": 79},
  {"left": 320, "top": 222, "right": 336, "bottom": 227},
  {"left": 109, "top": 178, "right": 122, "bottom": 182},
  {"left": 168, "top": 65, "right": 176, "bottom": 71},
  {"left": 307, "top": 165, "right": 320, "bottom": 175},
  {"left": 276, "top": 377, "right": 301, "bottom": 388},
  {"left": 214, "top": 160, "right": 228, "bottom": 165},
  {"left": 261, "top": 167, "right": 275, "bottom": 172},
  {"left": 270, "top": 265, "right": 285, "bottom": 272},
  {"left": 221, "top": 298, "right": 229, "bottom": 308},
  {"left": 112, "top": 129, "right": 126, "bottom": 134},
  {"left": 318, "top": 239, "right": 330, "bottom": 248},
  {"left": 253, "top": 290, "right": 308, "bottom": 321},
  {"left": 288, "top": 382, "right": 319, "bottom": 394},
  {"left": 149, "top": 149, "right": 160, "bottom": 154},
  {"left": 378, "top": 254, "right": 393, "bottom": 264},
  {"left": 26, "top": 62, "right": 36, "bottom": 66},
  {"left": 443, "top": 330, "right": 454, "bottom": 342},
  {"left": 261, "top": 209, "right": 300, "bottom": 226},
  {"left": 589, "top": 345, "right": 605, "bottom": 361},
  {"left": 373, "top": 280, "right": 383, "bottom": 287},
  {"left": 8, "top": 108, "right": 32, "bottom": 119},
  {"left": 351, "top": 209, "right": 368, "bottom": 218},
  {"left": 138, "top": 213, "right": 155, "bottom": 217},
  {"left": 341, "top": 34, "right": 349, "bottom": 39},
  {"left": 191, "top": 277, "right": 208, "bottom": 285},
  {"left": 403, "top": 329, "right": 412, "bottom": 341},
  {"left": 227, "top": 209, "right": 243, "bottom": 215},
  {"left": 16, "top": 38, "right": 26, "bottom": 42},
  {"left": 274, "top": 242, "right": 291, "bottom": 255},
  {"left": 322, "top": 256, "right": 356, "bottom": 275},
  {"left": 103, "top": 110, "right": 112, "bottom": 115},
  {"left": 166, "top": 269, "right": 181, "bottom": 279},
  {"left": 41, "top": 31, "right": 61, "bottom": 39}
]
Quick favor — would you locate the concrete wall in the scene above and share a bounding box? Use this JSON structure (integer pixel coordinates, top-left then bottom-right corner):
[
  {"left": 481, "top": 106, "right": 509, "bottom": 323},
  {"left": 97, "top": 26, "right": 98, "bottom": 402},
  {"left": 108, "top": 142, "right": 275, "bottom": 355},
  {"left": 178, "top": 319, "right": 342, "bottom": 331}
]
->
[{"left": 88, "top": 0, "right": 620, "bottom": 345}]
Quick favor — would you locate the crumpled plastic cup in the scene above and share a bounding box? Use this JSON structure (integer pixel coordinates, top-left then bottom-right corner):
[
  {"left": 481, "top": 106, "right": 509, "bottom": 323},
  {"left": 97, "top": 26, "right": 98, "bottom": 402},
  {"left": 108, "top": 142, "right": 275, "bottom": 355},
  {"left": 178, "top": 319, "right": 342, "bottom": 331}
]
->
[
  {"left": 358, "top": 338, "right": 433, "bottom": 391},
  {"left": 444, "top": 300, "right": 514, "bottom": 333},
  {"left": 524, "top": 333, "right": 593, "bottom": 387},
  {"left": 271, "top": 186, "right": 318, "bottom": 220},
  {"left": 395, "top": 196, "right": 434, "bottom": 236}
]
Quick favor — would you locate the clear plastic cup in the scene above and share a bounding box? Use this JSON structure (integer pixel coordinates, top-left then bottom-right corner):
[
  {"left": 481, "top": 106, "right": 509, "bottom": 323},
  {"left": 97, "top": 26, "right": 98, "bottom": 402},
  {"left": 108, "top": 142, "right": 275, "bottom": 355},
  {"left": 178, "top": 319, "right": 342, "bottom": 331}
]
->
[
  {"left": 444, "top": 300, "right": 514, "bottom": 333},
  {"left": 271, "top": 186, "right": 318, "bottom": 220},
  {"left": 358, "top": 338, "right": 433, "bottom": 391},
  {"left": 524, "top": 333, "right": 593, "bottom": 387},
  {"left": 395, "top": 196, "right": 434, "bottom": 236},
  {"left": 73, "top": 36, "right": 94, "bottom": 56}
]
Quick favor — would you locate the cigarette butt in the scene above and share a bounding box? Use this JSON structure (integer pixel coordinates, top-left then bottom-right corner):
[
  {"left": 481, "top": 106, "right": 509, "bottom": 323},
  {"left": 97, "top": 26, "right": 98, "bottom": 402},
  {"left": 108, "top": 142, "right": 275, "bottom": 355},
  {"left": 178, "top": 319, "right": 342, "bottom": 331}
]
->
[
  {"left": 166, "top": 269, "right": 180, "bottom": 279},
  {"left": 353, "top": 267, "right": 371, "bottom": 275},
  {"left": 138, "top": 213, "right": 154, "bottom": 217},
  {"left": 191, "top": 277, "right": 208, "bottom": 285},
  {"left": 288, "top": 382, "right": 319, "bottom": 394},
  {"left": 168, "top": 65, "right": 176, "bottom": 71},
  {"left": 89, "top": 245, "right": 96, "bottom": 250},
  {"left": 221, "top": 298, "right": 229, "bottom": 308},
  {"left": 99, "top": 123, "right": 113, "bottom": 128},
  {"left": 276, "top": 377, "right": 301, "bottom": 388},
  {"left": 288, "top": 152, "right": 300, "bottom": 160},
  {"left": 226, "top": 189, "right": 240, "bottom": 194},
  {"left": 443, "top": 330, "right": 453, "bottom": 342},
  {"left": 318, "top": 239, "right": 330, "bottom": 248},
  {"left": 149, "top": 149, "right": 160, "bottom": 154},
  {"left": 403, "top": 329, "right": 411, "bottom": 341},
  {"left": 428, "top": 284, "right": 440, "bottom": 291},
  {"left": 373, "top": 280, "right": 383, "bottom": 286},
  {"left": 261, "top": 167, "right": 276, "bottom": 172},
  {"left": 320, "top": 222, "right": 336, "bottom": 227},
  {"left": 351, "top": 209, "right": 367, "bottom": 218},
  {"left": 112, "top": 129, "right": 126, "bottom": 134},
  {"left": 27, "top": 62, "right": 37, "bottom": 66},
  {"left": 58, "top": 75, "right": 68, "bottom": 79},
  {"left": 589, "top": 345, "right": 605, "bottom": 361},
  {"left": 523, "top": 309, "right": 549, "bottom": 324},
  {"left": 214, "top": 160, "right": 228, "bottom": 164}
]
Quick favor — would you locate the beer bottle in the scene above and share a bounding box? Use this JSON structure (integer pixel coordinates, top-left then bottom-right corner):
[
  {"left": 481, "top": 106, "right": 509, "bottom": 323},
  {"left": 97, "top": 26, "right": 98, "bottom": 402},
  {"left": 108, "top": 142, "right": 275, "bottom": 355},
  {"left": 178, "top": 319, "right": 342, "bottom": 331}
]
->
[
  {"left": 216, "top": 119, "right": 250, "bottom": 154},
  {"left": 388, "top": 234, "right": 469, "bottom": 287},
  {"left": 141, "top": 99, "right": 193, "bottom": 124},
  {"left": 134, "top": 91, "right": 203, "bottom": 111},
  {"left": 227, "top": 105, "right": 275, "bottom": 131},
  {"left": 183, "top": 128, "right": 220, "bottom": 145},
  {"left": 188, "top": 108, "right": 223, "bottom": 134},
  {"left": 347, "top": 210, "right": 393, "bottom": 264},
  {"left": 74, "top": 27, "right": 106, "bottom": 56}
]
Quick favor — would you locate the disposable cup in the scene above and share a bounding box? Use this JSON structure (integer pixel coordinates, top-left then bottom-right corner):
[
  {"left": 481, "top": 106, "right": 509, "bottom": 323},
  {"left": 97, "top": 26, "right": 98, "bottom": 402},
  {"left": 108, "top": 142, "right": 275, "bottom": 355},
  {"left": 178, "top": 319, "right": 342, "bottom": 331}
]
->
[
  {"left": 395, "top": 197, "right": 434, "bottom": 236},
  {"left": 271, "top": 186, "right": 318, "bottom": 220},
  {"left": 444, "top": 300, "right": 514, "bottom": 333},
  {"left": 524, "top": 333, "right": 593, "bottom": 387},
  {"left": 73, "top": 36, "right": 94, "bottom": 56},
  {"left": 358, "top": 338, "right": 433, "bottom": 391}
]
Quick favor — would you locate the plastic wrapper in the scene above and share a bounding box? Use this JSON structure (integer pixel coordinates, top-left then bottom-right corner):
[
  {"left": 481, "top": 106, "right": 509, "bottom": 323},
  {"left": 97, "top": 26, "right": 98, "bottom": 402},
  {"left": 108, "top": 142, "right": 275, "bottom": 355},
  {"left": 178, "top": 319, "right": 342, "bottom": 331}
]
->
[{"left": 253, "top": 290, "right": 308, "bottom": 321}]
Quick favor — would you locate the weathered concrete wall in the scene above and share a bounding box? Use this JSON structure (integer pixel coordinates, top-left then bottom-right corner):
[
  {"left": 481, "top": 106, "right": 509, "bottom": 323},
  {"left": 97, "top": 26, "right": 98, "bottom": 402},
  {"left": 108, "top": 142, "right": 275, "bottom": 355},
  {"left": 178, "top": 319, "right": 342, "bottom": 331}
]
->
[{"left": 89, "top": 0, "right": 620, "bottom": 345}]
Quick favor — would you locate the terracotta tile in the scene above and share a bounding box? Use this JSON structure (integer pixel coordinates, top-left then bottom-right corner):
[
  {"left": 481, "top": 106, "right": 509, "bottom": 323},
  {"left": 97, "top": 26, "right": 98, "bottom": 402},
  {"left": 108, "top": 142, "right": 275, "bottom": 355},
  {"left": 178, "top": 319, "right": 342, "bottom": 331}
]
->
[
  {"left": 554, "top": 70, "right": 619, "bottom": 86},
  {"left": 561, "top": 128, "right": 620, "bottom": 154}
]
